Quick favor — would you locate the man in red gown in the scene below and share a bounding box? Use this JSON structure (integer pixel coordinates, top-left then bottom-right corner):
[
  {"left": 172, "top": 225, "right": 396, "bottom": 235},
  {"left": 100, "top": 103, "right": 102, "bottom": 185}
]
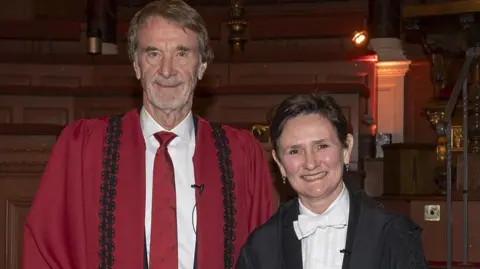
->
[{"left": 22, "top": 1, "right": 275, "bottom": 268}]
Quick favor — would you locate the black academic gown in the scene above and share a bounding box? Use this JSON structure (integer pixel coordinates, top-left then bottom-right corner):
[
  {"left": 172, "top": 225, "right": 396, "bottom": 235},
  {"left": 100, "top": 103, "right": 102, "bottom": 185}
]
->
[{"left": 235, "top": 182, "right": 429, "bottom": 269}]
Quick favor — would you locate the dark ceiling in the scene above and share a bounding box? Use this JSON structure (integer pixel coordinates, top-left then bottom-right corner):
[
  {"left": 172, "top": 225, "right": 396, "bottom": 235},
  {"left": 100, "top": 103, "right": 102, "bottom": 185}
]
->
[{"left": 118, "top": 0, "right": 348, "bottom": 7}]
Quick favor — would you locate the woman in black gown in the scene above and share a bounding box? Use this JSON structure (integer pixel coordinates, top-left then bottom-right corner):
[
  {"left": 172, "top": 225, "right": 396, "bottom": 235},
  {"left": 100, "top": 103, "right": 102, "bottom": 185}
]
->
[{"left": 236, "top": 93, "right": 428, "bottom": 269}]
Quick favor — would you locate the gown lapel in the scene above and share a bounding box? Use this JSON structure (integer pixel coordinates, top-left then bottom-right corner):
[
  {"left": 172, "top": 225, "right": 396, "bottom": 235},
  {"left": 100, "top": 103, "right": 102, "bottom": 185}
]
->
[
  {"left": 341, "top": 185, "right": 362, "bottom": 269},
  {"left": 281, "top": 199, "right": 303, "bottom": 269},
  {"left": 112, "top": 109, "right": 146, "bottom": 268},
  {"left": 192, "top": 116, "right": 227, "bottom": 269},
  {"left": 344, "top": 184, "right": 387, "bottom": 269}
]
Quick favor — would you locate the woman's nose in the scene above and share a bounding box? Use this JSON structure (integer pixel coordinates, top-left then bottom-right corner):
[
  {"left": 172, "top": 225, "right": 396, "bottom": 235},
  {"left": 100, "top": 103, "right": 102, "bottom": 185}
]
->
[{"left": 303, "top": 151, "right": 318, "bottom": 170}]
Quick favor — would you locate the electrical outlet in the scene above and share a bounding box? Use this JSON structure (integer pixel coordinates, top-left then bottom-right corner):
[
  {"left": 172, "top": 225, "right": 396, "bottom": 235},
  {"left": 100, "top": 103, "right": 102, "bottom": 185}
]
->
[{"left": 424, "top": 205, "right": 441, "bottom": 221}]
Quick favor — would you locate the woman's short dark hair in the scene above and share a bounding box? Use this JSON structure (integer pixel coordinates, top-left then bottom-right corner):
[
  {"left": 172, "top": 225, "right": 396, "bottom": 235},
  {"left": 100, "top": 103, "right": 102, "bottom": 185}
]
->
[{"left": 270, "top": 93, "right": 350, "bottom": 153}]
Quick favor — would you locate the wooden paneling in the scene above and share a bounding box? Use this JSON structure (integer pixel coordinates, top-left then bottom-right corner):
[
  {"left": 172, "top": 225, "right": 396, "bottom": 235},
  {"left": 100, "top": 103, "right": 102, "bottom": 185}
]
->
[
  {"left": 248, "top": 12, "right": 366, "bottom": 39},
  {"left": 379, "top": 197, "right": 480, "bottom": 264},
  {"left": 404, "top": 60, "right": 438, "bottom": 144},
  {"left": 0, "top": 0, "right": 34, "bottom": 20},
  {"left": 0, "top": 21, "right": 81, "bottom": 40},
  {"left": 0, "top": 60, "right": 375, "bottom": 91},
  {"left": 0, "top": 1, "right": 372, "bottom": 62},
  {"left": 0, "top": 124, "right": 58, "bottom": 269},
  {"left": 0, "top": 174, "right": 41, "bottom": 269}
]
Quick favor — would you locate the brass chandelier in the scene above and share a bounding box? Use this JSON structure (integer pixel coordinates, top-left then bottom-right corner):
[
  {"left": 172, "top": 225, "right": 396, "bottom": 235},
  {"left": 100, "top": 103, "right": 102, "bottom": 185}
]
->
[{"left": 227, "top": 0, "right": 248, "bottom": 53}]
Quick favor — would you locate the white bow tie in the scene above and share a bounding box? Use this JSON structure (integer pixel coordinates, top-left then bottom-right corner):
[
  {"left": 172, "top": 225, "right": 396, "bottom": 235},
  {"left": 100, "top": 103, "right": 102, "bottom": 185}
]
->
[{"left": 293, "top": 212, "right": 347, "bottom": 240}]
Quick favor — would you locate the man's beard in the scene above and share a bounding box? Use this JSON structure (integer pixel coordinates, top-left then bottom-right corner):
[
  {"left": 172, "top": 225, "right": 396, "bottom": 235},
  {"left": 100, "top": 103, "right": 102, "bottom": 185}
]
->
[
  {"left": 145, "top": 78, "right": 197, "bottom": 112},
  {"left": 143, "top": 65, "right": 200, "bottom": 111}
]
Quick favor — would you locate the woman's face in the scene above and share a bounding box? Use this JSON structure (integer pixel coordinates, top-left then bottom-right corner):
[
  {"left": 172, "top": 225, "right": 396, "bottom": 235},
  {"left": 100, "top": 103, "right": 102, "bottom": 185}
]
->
[{"left": 273, "top": 113, "right": 353, "bottom": 206}]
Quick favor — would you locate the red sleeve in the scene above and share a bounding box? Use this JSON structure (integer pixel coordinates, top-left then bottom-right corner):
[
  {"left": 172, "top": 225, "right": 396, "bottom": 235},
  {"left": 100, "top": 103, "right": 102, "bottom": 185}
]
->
[
  {"left": 243, "top": 131, "right": 275, "bottom": 232},
  {"left": 22, "top": 120, "right": 90, "bottom": 269}
]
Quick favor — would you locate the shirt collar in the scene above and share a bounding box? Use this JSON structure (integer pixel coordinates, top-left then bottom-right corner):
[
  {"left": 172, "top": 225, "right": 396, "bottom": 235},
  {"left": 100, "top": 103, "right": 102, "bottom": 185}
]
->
[
  {"left": 140, "top": 107, "right": 194, "bottom": 143},
  {"left": 298, "top": 182, "right": 350, "bottom": 220}
]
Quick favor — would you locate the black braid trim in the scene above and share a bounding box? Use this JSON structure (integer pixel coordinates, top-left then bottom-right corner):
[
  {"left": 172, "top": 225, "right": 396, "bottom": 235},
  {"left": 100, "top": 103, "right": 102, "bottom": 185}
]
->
[
  {"left": 211, "top": 123, "right": 236, "bottom": 269},
  {"left": 98, "top": 115, "right": 123, "bottom": 269}
]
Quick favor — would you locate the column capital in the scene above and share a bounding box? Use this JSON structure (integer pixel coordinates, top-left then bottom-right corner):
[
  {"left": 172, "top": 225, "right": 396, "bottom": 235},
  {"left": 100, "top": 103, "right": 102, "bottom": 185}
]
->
[
  {"left": 369, "top": 37, "right": 408, "bottom": 62},
  {"left": 376, "top": 60, "right": 411, "bottom": 77}
]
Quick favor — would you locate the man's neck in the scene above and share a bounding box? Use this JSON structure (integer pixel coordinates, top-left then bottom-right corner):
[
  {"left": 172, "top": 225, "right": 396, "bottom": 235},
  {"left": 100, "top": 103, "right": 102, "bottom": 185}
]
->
[{"left": 144, "top": 105, "right": 190, "bottom": 131}]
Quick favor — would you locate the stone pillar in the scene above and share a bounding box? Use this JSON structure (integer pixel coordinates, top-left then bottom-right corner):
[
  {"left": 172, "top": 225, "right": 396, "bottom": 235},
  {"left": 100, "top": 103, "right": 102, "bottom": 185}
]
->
[{"left": 370, "top": 38, "right": 411, "bottom": 143}]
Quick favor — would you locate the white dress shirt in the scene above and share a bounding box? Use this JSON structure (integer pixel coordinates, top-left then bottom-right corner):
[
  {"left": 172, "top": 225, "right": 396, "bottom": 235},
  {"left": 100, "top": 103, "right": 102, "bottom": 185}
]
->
[
  {"left": 293, "top": 183, "right": 350, "bottom": 269},
  {"left": 140, "top": 108, "right": 196, "bottom": 269}
]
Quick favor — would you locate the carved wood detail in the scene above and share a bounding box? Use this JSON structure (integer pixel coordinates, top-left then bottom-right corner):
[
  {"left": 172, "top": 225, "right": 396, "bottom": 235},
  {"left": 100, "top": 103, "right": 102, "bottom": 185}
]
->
[
  {"left": 5, "top": 198, "right": 31, "bottom": 269},
  {"left": 0, "top": 1, "right": 371, "bottom": 62},
  {"left": 0, "top": 172, "right": 42, "bottom": 269}
]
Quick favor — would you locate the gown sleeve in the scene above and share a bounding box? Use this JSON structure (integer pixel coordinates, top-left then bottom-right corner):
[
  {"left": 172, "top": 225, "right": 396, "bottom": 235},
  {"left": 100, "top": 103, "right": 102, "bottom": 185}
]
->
[
  {"left": 235, "top": 241, "right": 256, "bottom": 269},
  {"left": 381, "top": 216, "right": 429, "bottom": 269},
  {"left": 22, "top": 121, "right": 90, "bottom": 269},
  {"left": 243, "top": 130, "right": 275, "bottom": 232}
]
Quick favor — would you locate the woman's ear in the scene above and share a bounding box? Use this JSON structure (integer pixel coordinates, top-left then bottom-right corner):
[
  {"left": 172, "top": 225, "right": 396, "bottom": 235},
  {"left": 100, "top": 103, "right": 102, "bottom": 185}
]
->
[
  {"left": 271, "top": 150, "right": 286, "bottom": 178},
  {"left": 343, "top": 134, "right": 354, "bottom": 164}
]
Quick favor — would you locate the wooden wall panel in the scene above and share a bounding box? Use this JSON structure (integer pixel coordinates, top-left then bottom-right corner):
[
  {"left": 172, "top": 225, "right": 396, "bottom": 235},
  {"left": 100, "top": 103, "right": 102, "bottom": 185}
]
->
[
  {"left": 0, "top": 107, "right": 13, "bottom": 123},
  {"left": 404, "top": 61, "right": 437, "bottom": 144},
  {"left": 0, "top": 61, "right": 375, "bottom": 89},
  {"left": 0, "top": 63, "right": 94, "bottom": 87},
  {"left": 5, "top": 198, "right": 31, "bottom": 269},
  {"left": 380, "top": 197, "right": 480, "bottom": 264},
  {"left": 0, "top": 96, "right": 74, "bottom": 124},
  {"left": 0, "top": 172, "right": 43, "bottom": 269},
  {"left": 74, "top": 97, "right": 142, "bottom": 119},
  {"left": 0, "top": 135, "right": 56, "bottom": 164},
  {"left": 0, "top": 0, "right": 34, "bottom": 20},
  {"left": 0, "top": 1, "right": 372, "bottom": 62}
]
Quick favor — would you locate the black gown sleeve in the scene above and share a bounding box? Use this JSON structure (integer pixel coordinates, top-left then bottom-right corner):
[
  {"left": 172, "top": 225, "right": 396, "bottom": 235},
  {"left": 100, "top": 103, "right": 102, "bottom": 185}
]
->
[
  {"left": 236, "top": 244, "right": 256, "bottom": 269},
  {"left": 381, "top": 215, "right": 429, "bottom": 269}
]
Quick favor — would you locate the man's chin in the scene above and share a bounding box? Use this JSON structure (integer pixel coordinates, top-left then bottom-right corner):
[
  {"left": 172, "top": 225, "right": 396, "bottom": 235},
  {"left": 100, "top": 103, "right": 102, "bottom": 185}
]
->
[{"left": 150, "top": 101, "right": 186, "bottom": 112}]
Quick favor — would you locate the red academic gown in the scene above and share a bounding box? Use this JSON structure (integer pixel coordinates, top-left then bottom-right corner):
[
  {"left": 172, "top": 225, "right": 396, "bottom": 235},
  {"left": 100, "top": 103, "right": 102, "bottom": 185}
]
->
[{"left": 22, "top": 109, "right": 274, "bottom": 269}]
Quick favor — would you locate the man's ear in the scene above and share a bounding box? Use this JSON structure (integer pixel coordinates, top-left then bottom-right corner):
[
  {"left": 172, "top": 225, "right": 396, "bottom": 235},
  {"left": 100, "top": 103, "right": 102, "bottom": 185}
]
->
[
  {"left": 133, "top": 59, "right": 141, "bottom": 80},
  {"left": 197, "top": 62, "right": 207, "bottom": 80},
  {"left": 272, "top": 150, "right": 286, "bottom": 178}
]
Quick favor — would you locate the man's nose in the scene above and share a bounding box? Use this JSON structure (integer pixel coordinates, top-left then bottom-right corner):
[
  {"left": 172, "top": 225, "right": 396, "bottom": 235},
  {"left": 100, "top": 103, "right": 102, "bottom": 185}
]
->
[{"left": 158, "top": 56, "right": 176, "bottom": 78}]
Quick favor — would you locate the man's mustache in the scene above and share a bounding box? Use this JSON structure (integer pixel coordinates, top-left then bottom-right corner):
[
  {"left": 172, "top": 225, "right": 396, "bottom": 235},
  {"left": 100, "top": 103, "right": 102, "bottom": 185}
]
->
[{"left": 151, "top": 77, "right": 181, "bottom": 87}]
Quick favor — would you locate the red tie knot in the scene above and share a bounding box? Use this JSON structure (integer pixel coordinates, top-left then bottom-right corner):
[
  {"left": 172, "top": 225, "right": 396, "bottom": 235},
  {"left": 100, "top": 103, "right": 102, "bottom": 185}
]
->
[{"left": 154, "top": 131, "right": 177, "bottom": 147}]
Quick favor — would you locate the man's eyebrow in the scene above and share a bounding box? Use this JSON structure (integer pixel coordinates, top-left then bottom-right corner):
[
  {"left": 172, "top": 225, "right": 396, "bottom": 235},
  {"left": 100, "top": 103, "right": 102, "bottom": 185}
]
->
[
  {"left": 143, "top": 45, "right": 193, "bottom": 52},
  {"left": 177, "top": 45, "right": 193, "bottom": 51},
  {"left": 144, "top": 45, "right": 158, "bottom": 52}
]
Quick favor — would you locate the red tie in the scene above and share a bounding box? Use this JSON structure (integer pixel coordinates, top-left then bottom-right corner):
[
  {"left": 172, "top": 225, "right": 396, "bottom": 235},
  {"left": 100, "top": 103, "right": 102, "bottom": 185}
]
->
[{"left": 150, "top": 131, "right": 178, "bottom": 269}]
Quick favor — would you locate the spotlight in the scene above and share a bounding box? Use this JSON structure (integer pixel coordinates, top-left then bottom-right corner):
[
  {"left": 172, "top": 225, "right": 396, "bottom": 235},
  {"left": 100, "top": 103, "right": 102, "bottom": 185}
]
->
[{"left": 352, "top": 30, "right": 368, "bottom": 46}]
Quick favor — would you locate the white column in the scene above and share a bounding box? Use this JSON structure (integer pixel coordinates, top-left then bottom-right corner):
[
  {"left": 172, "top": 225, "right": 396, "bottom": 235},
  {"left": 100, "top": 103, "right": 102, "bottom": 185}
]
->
[{"left": 370, "top": 38, "right": 411, "bottom": 143}]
